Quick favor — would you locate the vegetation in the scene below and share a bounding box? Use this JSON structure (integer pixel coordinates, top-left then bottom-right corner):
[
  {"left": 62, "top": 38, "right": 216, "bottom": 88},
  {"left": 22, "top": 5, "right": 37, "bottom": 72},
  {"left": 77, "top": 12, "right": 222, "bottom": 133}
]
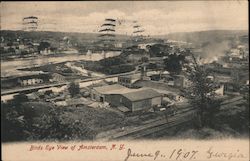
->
[
  {"left": 164, "top": 53, "right": 186, "bottom": 75},
  {"left": 38, "top": 41, "right": 51, "bottom": 51},
  {"left": 147, "top": 44, "right": 172, "bottom": 57},
  {"left": 2, "top": 94, "right": 30, "bottom": 141},
  {"left": 185, "top": 51, "right": 220, "bottom": 128},
  {"left": 68, "top": 82, "right": 80, "bottom": 98},
  {"left": 1, "top": 101, "right": 95, "bottom": 141},
  {"left": 84, "top": 56, "right": 135, "bottom": 75},
  {"left": 1, "top": 93, "right": 136, "bottom": 142}
]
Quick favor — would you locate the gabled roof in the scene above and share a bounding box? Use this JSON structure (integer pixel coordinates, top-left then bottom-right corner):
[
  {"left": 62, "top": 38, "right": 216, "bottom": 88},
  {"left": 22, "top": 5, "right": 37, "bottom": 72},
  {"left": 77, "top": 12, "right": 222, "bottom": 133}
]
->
[{"left": 122, "top": 89, "right": 162, "bottom": 102}]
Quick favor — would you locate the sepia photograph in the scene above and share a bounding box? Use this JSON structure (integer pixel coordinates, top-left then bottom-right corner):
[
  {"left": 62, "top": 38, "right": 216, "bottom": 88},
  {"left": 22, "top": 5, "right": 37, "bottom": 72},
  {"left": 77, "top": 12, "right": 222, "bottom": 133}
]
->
[{"left": 1, "top": 1, "right": 249, "bottom": 161}]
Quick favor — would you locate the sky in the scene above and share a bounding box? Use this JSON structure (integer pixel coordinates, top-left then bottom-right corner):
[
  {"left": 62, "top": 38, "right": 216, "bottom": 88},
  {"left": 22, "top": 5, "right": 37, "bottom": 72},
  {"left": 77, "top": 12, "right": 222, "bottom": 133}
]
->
[{"left": 0, "top": 1, "right": 248, "bottom": 35}]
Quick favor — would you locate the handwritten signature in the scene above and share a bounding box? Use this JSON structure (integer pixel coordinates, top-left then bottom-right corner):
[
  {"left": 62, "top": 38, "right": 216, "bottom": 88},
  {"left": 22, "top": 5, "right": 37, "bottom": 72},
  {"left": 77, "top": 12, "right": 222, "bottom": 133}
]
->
[{"left": 206, "top": 147, "right": 246, "bottom": 160}]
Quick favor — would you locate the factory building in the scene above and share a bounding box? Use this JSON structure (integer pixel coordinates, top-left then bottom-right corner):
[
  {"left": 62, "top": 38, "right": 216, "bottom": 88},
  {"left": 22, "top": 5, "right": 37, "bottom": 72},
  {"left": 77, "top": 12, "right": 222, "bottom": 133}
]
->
[
  {"left": 90, "top": 84, "right": 162, "bottom": 112},
  {"left": 118, "top": 64, "right": 150, "bottom": 88}
]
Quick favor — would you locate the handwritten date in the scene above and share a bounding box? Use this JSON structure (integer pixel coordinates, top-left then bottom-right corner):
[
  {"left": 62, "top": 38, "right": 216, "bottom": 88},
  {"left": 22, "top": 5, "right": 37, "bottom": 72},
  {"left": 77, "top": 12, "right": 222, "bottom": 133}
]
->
[{"left": 124, "top": 148, "right": 198, "bottom": 161}]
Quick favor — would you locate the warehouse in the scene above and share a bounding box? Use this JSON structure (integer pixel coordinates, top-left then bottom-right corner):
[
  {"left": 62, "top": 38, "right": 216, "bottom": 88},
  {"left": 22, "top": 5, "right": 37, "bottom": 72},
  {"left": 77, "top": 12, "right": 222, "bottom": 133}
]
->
[
  {"left": 91, "top": 84, "right": 132, "bottom": 102},
  {"left": 106, "top": 88, "right": 162, "bottom": 112},
  {"left": 91, "top": 84, "right": 162, "bottom": 112}
]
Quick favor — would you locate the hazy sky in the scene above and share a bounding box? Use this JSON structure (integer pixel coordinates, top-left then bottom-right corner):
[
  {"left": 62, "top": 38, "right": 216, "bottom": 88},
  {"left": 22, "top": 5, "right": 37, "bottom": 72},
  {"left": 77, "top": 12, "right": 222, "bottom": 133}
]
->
[{"left": 0, "top": 1, "right": 248, "bottom": 35}]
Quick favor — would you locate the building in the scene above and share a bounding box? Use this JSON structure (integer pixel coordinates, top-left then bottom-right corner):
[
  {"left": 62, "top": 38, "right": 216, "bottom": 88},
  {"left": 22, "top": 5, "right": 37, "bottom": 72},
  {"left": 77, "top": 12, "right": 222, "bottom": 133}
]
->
[
  {"left": 132, "top": 80, "right": 186, "bottom": 103},
  {"left": 91, "top": 84, "right": 131, "bottom": 102},
  {"left": 1, "top": 73, "right": 50, "bottom": 88},
  {"left": 18, "top": 78, "right": 44, "bottom": 86},
  {"left": 106, "top": 89, "right": 162, "bottom": 112},
  {"left": 173, "top": 75, "right": 192, "bottom": 88},
  {"left": 118, "top": 74, "right": 142, "bottom": 88},
  {"left": 213, "top": 74, "right": 233, "bottom": 83},
  {"left": 90, "top": 84, "right": 162, "bottom": 112},
  {"left": 17, "top": 73, "right": 50, "bottom": 86},
  {"left": 118, "top": 65, "right": 150, "bottom": 88},
  {"left": 162, "top": 74, "right": 175, "bottom": 86}
]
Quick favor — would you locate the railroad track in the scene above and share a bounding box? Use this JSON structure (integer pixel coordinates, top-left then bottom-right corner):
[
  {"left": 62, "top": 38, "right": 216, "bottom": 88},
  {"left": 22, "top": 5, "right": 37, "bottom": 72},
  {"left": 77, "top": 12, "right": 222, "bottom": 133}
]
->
[
  {"left": 95, "top": 107, "right": 196, "bottom": 141},
  {"left": 220, "top": 96, "right": 243, "bottom": 106},
  {"left": 99, "top": 96, "right": 243, "bottom": 141},
  {"left": 116, "top": 116, "right": 193, "bottom": 140},
  {"left": 113, "top": 109, "right": 195, "bottom": 140}
]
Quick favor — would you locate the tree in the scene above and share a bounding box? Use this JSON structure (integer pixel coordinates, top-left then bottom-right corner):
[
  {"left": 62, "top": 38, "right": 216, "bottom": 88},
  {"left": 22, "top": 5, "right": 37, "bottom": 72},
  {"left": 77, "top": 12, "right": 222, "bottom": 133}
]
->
[
  {"left": 164, "top": 53, "right": 186, "bottom": 75},
  {"left": 99, "top": 56, "right": 125, "bottom": 67},
  {"left": 185, "top": 51, "right": 220, "bottom": 128},
  {"left": 1, "top": 95, "right": 29, "bottom": 142},
  {"left": 30, "top": 108, "right": 95, "bottom": 141},
  {"left": 10, "top": 93, "right": 29, "bottom": 113},
  {"left": 12, "top": 93, "right": 28, "bottom": 104},
  {"left": 68, "top": 82, "right": 80, "bottom": 98},
  {"left": 148, "top": 44, "right": 172, "bottom": 57},
  {"left": 38, "top": 41, "right": 50, "bottom": 51}
]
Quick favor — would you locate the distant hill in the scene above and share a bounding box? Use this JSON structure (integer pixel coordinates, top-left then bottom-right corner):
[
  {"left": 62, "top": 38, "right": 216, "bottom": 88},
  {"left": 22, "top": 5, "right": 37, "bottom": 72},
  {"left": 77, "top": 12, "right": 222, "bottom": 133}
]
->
[
  {"left": 155, "top": 30, "right": 248, "bottom": 44},
  {"left": 0, "top": 30, "right": 131, "bottom": 43},
  {"left": 2, "top": 29, "right": 248, "bottom": 44}
]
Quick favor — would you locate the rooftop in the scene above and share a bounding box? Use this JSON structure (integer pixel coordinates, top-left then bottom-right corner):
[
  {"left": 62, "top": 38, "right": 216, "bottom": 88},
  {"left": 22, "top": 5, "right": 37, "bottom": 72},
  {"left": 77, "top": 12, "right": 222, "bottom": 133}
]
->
[
  {"left": 119, "top": 73, "right": 141, "bottom": 79},
  {"left": 122, "top": 89, "right": 162, "bottom": 102},
  {"left": 133, "top": 80, "right": 180, "bottom": 94},
  {"left": 93, "top": 84, "right": 134, "bottom": 94}
]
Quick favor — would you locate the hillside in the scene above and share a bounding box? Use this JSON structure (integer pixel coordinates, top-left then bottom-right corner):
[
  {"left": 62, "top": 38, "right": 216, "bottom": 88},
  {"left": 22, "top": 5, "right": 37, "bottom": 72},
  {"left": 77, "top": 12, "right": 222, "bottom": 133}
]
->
[
  {"left": 0, "top": 30, "right": 131, "bottom": 43},
  {"left": 156, "top": 30, "right": 248, "bottom": 43}
]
